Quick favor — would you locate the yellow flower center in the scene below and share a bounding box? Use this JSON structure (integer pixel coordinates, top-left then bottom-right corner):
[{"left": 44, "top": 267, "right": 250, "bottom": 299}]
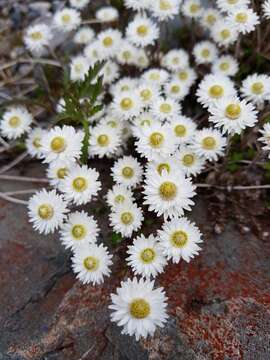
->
[
  {"left": 120, "top": 98, "right": 133, "bottom": 110},
  {"left": 123, "top": 51, "right": 131, "bottom": 60},
  {"left": 228, "top": 0, "right": 238, "bottom": 3},
  {"left": 160, "top": 103, "right": 172, "bottom": 114},
  {"left": 30, "top": 31, "right": 43, "bottom": 40},
  {"left": 201, "top": 48, "right": 210, "bottom": 58},
  {"left": 207, "top": 14, "right": 216, "bottom": 25},
  {"left": 137, "top": 25, "right": 148, "bottom": 36},
  {"left": 140, "top": 248, "right": 156, "bottom": 264},
  {"left": 130, "top": 299, "right": 150, "bottom": 319},
  {"left": 140, "top": 119, "right": 151, "bottom": 126},
  {"left": 178, "top": 71, "right": 188, "bottom": 80},
  {"left": 115, "top": 194, "right": 125, "bottom": 204},
  {"left": 103, "top": 36, "right": 113, "bottom": 47},
  {"left": 202, "top": 136, "right": 216, "bottom": 150},
  {"left": 157, "top": 163, "right": 170, "bottom": 175},
  {"left": 149, "top": 73, "right": 160, "bottom": 81},
  {"left": 72, "top": 177, "right": 87, "bottom": 192},
  {"left": 62, "top": 14, "right": 71, "bottom": 24},
  {"left": 159, "top": 181, "right": 177, "bottom": 200},
  {"left": 183, "top": 154, "right": 195, "bottom": 166},
  {"left": 171, "top": 85, "right": 180, "bottom": 93},
  {"left": 172, "top": 57, "right": 179, "bottom": 65},
  {"left": 140, "top": 89, "right": 152, "bottom": 101},
  {"left": 33, "top": 137, "right": 41, "bottom": 148},
  {"left": 121, "top": 212, "right": 134, "bottom": 225},
  {"left": 149, "top": 132, "right": 164, "bottom": 148},
  {"left": 57, "top": 167, "right": 68, "bottom": 179},
  {"left": 121, "top": 85, "right": 130, "bottom": 91},
  {"left": 50, "top": 136, "right": 66, "bottom": 153},
  {"left": 72, "top": 224, "right": 86, "bottom": 240},
  {"left": 174, "top": 125, "right": 186, "bottom": 137},
  {"left": 251, "top": 82, "right": 264, "bottom": 95},
  {"left": 83, "top": 256, "right": 99, "bottom": 271},
  {"left": 219, "top": 62, "right": 229, "bottom": 71},
  {"left": 236, "top": 12, "right": 247, "bottom": 23},
  {"left": 160, "top": 0, "right": 172, "bottom": 10},
  {"left": 170, "top": 230, "right": 188, "bottom": 248},
  {"left": 190, "top": 4, "right": 200, "bottom": 13},
  {"left": 97, "top": 134, "right": 109, "bottom": 147},
  {"left": 38, "top": 204, "right": 54, "bottom": 220},
  {"left": 209, "top": 85, "right": 224, "bottom": 98},
  {"left": 122, "top": 166, "right": 134, "bottom": 178},
  {"left": 225, "top": 103, "right": 241, "bottom": 120},
  {"left": 74, "top": 64, "right": 83, "bottom": 73},
  {"left": 220, "top": 29, "right": 230, "bottom": 39},
  {"left": 107, "top": 120, "right": 117, "bottom": 128},
  {"left": 8, "top": 116, "right": 21, "bottom": 128}
]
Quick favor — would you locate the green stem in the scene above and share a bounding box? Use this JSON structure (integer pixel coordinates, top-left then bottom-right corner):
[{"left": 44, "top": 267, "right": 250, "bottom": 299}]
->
[{"left": 80, "top": 119, "right": 90, "bottom": 165}]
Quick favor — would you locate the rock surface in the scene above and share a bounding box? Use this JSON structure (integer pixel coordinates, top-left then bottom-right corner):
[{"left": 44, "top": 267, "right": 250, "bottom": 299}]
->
[{"left": 0, "top": 163, "right": 269, "bottom": 360}]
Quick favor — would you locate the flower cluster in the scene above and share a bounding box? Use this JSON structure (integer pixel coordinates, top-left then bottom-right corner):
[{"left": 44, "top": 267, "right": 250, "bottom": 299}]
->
[{"left": 1, "top": 0, "right": 269, "bottom": 341}]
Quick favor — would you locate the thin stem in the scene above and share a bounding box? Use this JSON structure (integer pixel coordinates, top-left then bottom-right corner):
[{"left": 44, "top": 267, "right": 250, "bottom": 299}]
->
[
  {"left": 0, "top": 174, "right": 49, "bottom": 183},
  {"left": 195, "top": 183, "right": 270, "bottom": 191},
  {"left": 0, "top": 193, "right": 28, "bottom": 205},
  {"left": 0, "top": 151, "right": 28, "bottom": 174},
  {"left": 0, "top": 58, "right": 61, "bottom": 72},
  {"left": 4, "top": 189, "right": 39, "bottom": 196}
]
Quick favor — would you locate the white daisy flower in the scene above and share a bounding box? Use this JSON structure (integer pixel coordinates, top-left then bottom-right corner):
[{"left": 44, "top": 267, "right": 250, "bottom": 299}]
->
[
  {"left": 145, "top": 155, "right": 181, "bottom": 177},
  {"left": 151, "top": 96, "right": 181, "bottom": 122},
  {"left": 175, "top": 67, "right": 197, "bottom": 88},
  {"left": 89, "top": 124, "right": 121, "bottom": 158},
  {"left": 111, "top": 77, "right": 138, "bottom": 94},
  {"left": 158, "top": 217, "right": 202, "bottom": 263},
  {"left": 212, "top": 55, "right": 239, "bottom": 77},
  {"left": 53, "top": 8, "right": 81, "bottom": 32},
  {"left": 112, "top": 90, "right": 142, "bottom": 120},
  {"left": 164, "top": 77, "right": 189, "bottom": 100},
  {"left": 211, "top": 20, "right": 238, "bottom": 48},
  {"left": 41, "top": 125, "right": 83, "bottom": 164},
  {"left": 135, "top": 123, "right": 177, "bottom": 161},
  {"left": 227, "top": 8, "right": 259, "bottom": 35},
  {"left": 72, "top": 243, "right": 113, "bottom": 285},
  {"left": 60, "top": 211, "right": 99, "bottom": 250},
  {"left": 208, "top": 96, "right": 258, "bottom": 135},
  {"left": 137, "top": 82, "right": 160, "bottom": 107},
  {"left": 241, "top": 73, "right": 270, "bottom": 107},
  {"left": 182, "top": 0, "right": 203, "bottom": 19},
  {"left": 126, "top": 13, "right": 159, "bottom": 48},
  {"left": 143, "top": 170, "right": 196, "bottom": 219},
  {"left": 70, "top": 55, "right": 89, "bottom": 81},
  {"left": 74, "top": 27, "right": 95, "bottom": 45},
  {"left": 46, "top": 159, "right": 73, "bottom": 188},
  {"left": 111, "top": 156, "right": 143, "bottom": 188},
  {"left": 0, "top": 106, "right": 32, "bottom": 140},
  {"left": 100, "top": 114, "right": 124, "bottom": 133},
  {"left": 175, "top": 147, "right": 205, "bottom": 176},
  {"left": 24, "top": 23, "right": 52, "bottom": 56},
  {"left": 161, "top": 49, "right": 189, "bottom": 72},
  {"left": 200, "top": 8, "right": 221, "bottom": 30},
  {"left": 26, "top": 128, "right": 45, "bottom": 159},
  {"left": 191, "top": 128, "right": 227, "bottom": 161},
  {"left": 116, "top": 40, "right": 137, "bottom": 65},
  {"left": 217, "top": 0, "right": 250, "bottom": 13},
  {"left": 60, "top": 164, "right": 101, "bottom": 206},
  {"left": 135, "top": 49, "right": 150, "bottom": 69},
  {"left": 84, "top": 41, "right": 102, "bottom": 65},
  {"left": 259, "top": 123, "right": 270, "bottom": 156},
  {"left": 193, "top": 41, "right": 218, "bottom": 65},
  {"left": 124, "top": 0, "right": 152, "bottom": 11},
  {"left": 168, "top": 116, "right": 197, "bottom": 145},
  {"left": 110, "top": 277, "right": 168, "bottom": 340},
  {"left": 196, "top": 74, "right": 236, "bottom": 108},
  {"left": 151, "top": 0, "right": 181, "bottom": 21},
  {"left": 98, "top": 28, "right": 122, "bottom": 58},
  {"left": 127, "top": 234, "right": 167, "bottom": 278},
  {"left": 107, "top": 184, "right": 134, "bottom": 209},
  {"left": 95, "top": 6, "right": 119, "bottom": 22},
  {"left": 70, "top": 0, "right": 90, "bottom": 9},
  {"left": 142, "top": 68, "right": 170, "bottom": 86},
  {"left": 28, "top": 189, "right": 69, "bottom": 235},
  {"left": 262, "top": 0, "right": 270, "bottom": 19},
  {"left": 132, "top": 111, "right": 159, "bottom": 138},
  {"left": 109, "top": 203, "right": 143, "bottom": 238}
]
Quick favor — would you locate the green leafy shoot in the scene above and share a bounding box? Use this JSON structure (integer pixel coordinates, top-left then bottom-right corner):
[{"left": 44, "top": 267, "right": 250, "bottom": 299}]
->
[{"left": 57, "top": 61, "right": 104, "bottom": 164}]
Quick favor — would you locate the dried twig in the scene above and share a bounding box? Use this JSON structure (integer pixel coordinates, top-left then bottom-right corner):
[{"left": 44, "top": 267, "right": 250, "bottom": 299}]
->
[
  {"left": 0, "top": 151, "right": 28, "bottom": 174},
  {"left": 196, "top": 183, "right": 270, "bottom": 191},
  {"left": 0, "top": 192, "right": 28, "bottom": 205},
  {"left": 0, "top": 58, "right": 61, "bottom": 72},
  {"left": 0, "top": 174, "right": 49, "bottom": 183}
]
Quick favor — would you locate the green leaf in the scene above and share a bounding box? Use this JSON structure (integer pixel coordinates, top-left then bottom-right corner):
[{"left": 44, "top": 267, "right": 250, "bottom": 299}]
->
[{"left": 111, "top": 232, "right": 123, "bottom": 246}]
